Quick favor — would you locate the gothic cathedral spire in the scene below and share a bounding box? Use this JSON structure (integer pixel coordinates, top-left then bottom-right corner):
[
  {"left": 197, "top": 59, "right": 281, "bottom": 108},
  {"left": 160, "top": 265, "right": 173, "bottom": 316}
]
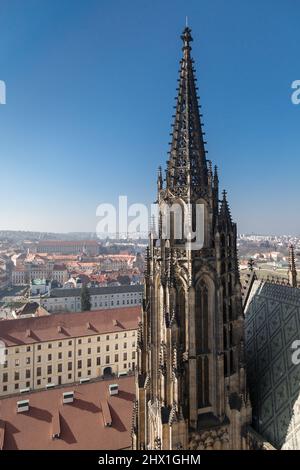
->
[
  {"left": 133, "top": 27, "right": 251, "bottom": 451},
  {"left": 166, "top": 27, "right": 208, "bottom": 197}
]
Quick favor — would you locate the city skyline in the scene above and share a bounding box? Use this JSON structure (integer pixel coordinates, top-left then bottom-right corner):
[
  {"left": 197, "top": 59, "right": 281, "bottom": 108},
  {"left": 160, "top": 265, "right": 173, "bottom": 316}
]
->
[{"left": 0, "top": 0, "right": 299, "bottom": 235}]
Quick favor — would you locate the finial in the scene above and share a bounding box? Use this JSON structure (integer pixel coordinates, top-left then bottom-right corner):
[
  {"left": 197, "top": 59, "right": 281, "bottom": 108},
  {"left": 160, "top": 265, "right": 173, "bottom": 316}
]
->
[
  {"left": 213, "top": 166, "right": 219, "bottom": 185},
  {"left": 207, "top": 160, "right": 212, "bottom": 178},
  {"left": 185, "top": 16, "right": 188, "bottom": 27},
  {"left": 181, "top": 26, "right": 193, "bottom": 50},
  {"left": 222, "top": 189, "right": 227, "bottom": 200},
  {"left": 157, "top": 166, "right": 163, "bottom": 189}
]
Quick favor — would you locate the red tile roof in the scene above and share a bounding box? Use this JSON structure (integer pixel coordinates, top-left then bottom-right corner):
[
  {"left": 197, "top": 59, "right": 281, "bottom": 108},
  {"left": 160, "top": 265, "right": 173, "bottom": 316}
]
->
[
  {"left": 0, "top": 377, "right": 135, "bottom": 450},
  {"left": 0, "top": 306, "right": 141, "bottom": 347},
  {"left": 37, "top": 240, "right": 98, "bottom": 246},
  {"left": 53, "top": 264, "right": 67, "bottom": 271}
]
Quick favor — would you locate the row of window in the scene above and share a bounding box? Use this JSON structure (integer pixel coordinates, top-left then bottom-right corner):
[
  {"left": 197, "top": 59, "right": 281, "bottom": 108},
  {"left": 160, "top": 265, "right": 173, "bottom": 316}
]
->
[
  {"left": 2, "top": 331, "right": 136, "bottom": 356},
  {"left": 92, "top": 299, "right": 140, "bottom": 307},
  {"left": 3, "top": 371, "right": 31, "bottom": 382},
  {"left": 48, "top": 299, "right": 141, "bottom": 307},
  {"left": 2, "top": 352, "right": 136, "bottom": 381},
  {"left": 47, "top": 292, "right": 142, "bottom": 301},
  {"left": 3, "top": 343, "right": 136, "bottom": 366},
  {"left": 1, "top": 361, "right": 136, "bottom": 393}
]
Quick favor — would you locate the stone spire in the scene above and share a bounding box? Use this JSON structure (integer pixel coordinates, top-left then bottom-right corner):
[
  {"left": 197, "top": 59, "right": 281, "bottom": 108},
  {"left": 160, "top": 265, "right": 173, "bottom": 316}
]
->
[
  {"left": 166, "top": 27, "right": 208, "bottom": 199},
  {"left": 219, "top": 190, "right": 232, "bottom": 229},
  {"left": 133, "top": 26, "right": 251, "bottom": 452},
  {"left": 288, "top": 244, "right": 297, "bottom": 288}
]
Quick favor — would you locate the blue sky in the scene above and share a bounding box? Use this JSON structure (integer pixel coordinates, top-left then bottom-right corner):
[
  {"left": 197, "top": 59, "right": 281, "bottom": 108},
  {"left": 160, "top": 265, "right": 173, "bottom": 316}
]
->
[{"left": 0, "top": 0, "right": 299, "bottom": 234}]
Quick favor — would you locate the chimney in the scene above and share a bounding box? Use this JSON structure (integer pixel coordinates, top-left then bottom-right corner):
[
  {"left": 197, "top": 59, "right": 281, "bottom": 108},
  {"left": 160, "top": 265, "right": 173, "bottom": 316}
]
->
[
  {"left": 17, "top": 399, "right": 29, "bottom": 413},
  {"left": 62, "top": 391, "right": 74, "bottom": 404},
  {"left": 101, "top": 399, "right": 112, "bottom": 427},
  {"left": 109, "top": 384, "right": 119, "bottom": 396},
  {"left": 51, "top": 410, "right": 61, "bottom": 439}
]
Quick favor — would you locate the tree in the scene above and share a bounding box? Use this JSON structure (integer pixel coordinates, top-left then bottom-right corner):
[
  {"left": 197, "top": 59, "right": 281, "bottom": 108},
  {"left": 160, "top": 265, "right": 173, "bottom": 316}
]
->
[
  {"left": 117, "top": 275, "right": 131, "bottom": 285},
  {"left": 248, "top": 258, "right": 255, "bottom": 272},
  {"left": 81, "top": 284, "right": 91, "bottom": 311}
]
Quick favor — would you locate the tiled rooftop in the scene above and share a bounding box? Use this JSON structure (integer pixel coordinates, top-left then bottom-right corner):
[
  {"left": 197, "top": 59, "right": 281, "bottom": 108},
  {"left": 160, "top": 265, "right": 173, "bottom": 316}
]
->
[
  {"left": 0, "top": 306, "right": 141, "bottom": 347},
  {"left": 0, "top": 377, "right": 135, "bottom": 450}
]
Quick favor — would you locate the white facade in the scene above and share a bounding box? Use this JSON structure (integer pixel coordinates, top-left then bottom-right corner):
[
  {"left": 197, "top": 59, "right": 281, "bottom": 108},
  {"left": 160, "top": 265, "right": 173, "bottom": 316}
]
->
[
  {"left": 30, "top": 280, "right": 51, "bottom": 296},
  {"left": 11, "top": 263, "right": 68, "bottom": 286},
  {"left": 11, "top": 269, "right": 27, "bottom": 285},
  {"left": 40, "top": 285, "right": 143, "bottom": 313},
  {"left": 0, "top": 329, "right": 136, "bottom": 397}
]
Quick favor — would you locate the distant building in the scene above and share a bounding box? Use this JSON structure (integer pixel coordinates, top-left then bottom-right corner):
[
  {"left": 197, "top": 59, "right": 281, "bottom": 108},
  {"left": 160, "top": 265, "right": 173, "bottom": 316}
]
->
[
  {"left": 0, "top": 306, "right": 140, "bottom": 397},
  {"left": 99, "top": 254, "right": 135, "bottom": 271},
  {"left": 30, "top": 279, "right": 51, "bottom": 296},
  {"left": 40, "top": 284, "right": 143, "bottom": 313},
  {"left": 11, "top": 259, "right": 68, "bottom": 286},
  {"left": 0, "top": 256, "right": 12, "bottom": 291},
  {"left": 33, "top": 240, "right": 99, "bottom": 256},
  {"left": 0, "top": 377, "right": 134, "bottom": 449},
  {"left": 12, "top": 301, "right": 49, "bottom": 319},
  {"left": 0, "top": 266, "right": 9, "bottom": 291},
  {"left": 52, "top": 264, "right": 68, "bottom": 284},
  {"left": 11, "top": 268, "right": 26, "bottom": 285}
]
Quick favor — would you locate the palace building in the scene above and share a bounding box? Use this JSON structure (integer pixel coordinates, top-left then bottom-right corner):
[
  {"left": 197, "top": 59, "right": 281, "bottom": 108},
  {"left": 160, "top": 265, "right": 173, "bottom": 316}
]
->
[
  {"left": 132, "top": 27, "right": 252, "bottom": 450},
  {"left": 0, "top": 307, "right": 139, "bottom": 397}
]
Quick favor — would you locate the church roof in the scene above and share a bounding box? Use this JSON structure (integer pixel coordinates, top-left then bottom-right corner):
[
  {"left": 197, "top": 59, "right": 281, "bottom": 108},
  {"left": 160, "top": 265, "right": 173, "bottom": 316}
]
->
[{"left": 244, "top": 279, "right": 300, "bottom": 449}]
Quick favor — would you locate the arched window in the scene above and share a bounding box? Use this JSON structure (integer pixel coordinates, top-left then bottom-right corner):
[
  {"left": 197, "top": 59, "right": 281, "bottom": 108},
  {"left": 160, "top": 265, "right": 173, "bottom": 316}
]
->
[
  {"left": 224, "top": 352, "right": 228, "bottom": 377},
  {"left": 204, "top": 356, "right": 210, "bottom": 405},
  {"left": 230, "top": 349, "right": 235, "bottom": 374},
  {"left": 228, "top": 300, "right": 233, "bottom": 321},
  {"left": 195, "top": 280, "right": 211, "bottom": 408},
  {"left": 197, "top": 355, "right": 210, "bottom": 408},
  {"left": 228, "top": 275, "right": 232, "bottom": 295},
  {"left": 223, "top": 325, "right": 228, "bottom": 349},
  {"left": 220, "top": 233, "right": 226, "bottom": 247},
  {"left": 196, "top": 281, "right": 209, "bottom": 354},
  {"left": 221, "top": 261, "right": 226, "bottom": 274},
  {"left": 229, "top": 323, "right": 233, "bottom": 346},
  {"left": 176, "top": 286, "right": 186, "bottom": 347},
  {"left": 223, "top": 299, "right": 227, "bottom": 323}
]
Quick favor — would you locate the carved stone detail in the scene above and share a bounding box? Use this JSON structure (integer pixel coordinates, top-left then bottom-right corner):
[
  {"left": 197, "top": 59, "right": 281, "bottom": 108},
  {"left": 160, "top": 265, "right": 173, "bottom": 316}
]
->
[{"left": 188, "top": 428, "right": 230, "bottom": 450}]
